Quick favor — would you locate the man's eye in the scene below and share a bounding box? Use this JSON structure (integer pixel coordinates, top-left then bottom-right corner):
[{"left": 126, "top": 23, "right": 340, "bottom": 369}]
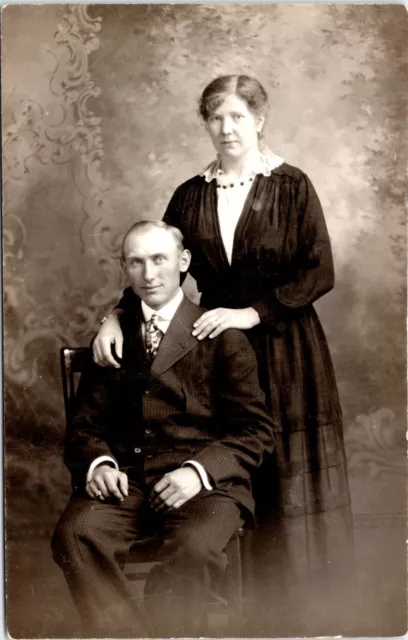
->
[{"left": 154, "top": 256, "right": 165, "bottom": 264}]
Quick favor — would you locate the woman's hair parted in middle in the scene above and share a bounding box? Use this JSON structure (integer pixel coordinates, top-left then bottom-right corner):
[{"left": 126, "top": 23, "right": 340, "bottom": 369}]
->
[{"left": 198, "top": 75, "right": 269, "bottom": 122}]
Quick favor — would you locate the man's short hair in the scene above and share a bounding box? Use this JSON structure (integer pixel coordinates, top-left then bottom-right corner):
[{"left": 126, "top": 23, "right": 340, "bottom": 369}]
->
[{"left": 121, "top": 220, "right": 185, "bottom": 260}]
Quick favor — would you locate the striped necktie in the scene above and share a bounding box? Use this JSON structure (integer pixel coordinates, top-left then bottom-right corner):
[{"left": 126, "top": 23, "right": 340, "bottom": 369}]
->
[{"left": 145, "top": 314, "right": 163, "bottom": 360}]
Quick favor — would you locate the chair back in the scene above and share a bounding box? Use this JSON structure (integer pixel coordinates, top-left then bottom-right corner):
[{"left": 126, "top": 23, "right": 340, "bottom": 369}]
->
[{"left": 60, "top": 347, "right": 92, "bottom": 427}]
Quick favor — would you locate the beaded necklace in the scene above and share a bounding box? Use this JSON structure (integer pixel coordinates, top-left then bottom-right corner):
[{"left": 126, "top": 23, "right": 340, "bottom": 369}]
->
[{"left": 216, "top": 176, "right": 254, "bottom": 189}]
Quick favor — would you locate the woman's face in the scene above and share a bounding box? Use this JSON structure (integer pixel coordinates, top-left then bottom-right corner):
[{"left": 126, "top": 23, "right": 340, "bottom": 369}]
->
[{"left": 205, "top": 94, "right": 264, "bottom": 161}]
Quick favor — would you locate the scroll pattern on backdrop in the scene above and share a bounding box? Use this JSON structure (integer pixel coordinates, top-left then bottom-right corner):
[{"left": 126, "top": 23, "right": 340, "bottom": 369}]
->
[
  {"left": 4, "top": 5, "right": 123, "bottom": 393},
  {"left": 345, "top": 408, "right": 405, "bottom": 479},
  {"left": 4, "top": 5, "right": 125, "bottom": 534}
]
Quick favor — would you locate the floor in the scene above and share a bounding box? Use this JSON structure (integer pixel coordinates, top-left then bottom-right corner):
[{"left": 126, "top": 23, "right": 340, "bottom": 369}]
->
[{"left": 5, "top": 518, "right": 407, "bottom": 639}]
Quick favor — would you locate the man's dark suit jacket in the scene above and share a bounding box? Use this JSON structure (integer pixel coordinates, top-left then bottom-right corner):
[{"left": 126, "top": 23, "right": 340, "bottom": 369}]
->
[{"left": 65, "top": 294, "right": 276, "bottom": 516}]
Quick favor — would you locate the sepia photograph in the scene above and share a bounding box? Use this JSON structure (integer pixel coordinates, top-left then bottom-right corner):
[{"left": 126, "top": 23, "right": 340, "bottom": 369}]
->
[{"left": 3, "top": 3, "right": 407, "bottom": 638}]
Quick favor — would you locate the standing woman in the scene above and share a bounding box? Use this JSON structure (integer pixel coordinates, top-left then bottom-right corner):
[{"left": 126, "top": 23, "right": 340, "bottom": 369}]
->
[{"left": 93, "top": 75, "right": 353, "bottom": 634}]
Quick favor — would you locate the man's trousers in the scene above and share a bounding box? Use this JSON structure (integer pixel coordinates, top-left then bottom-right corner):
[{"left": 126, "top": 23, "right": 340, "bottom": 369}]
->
[{"left": 51, "top": 477, "right": 244, "bottom": 637}]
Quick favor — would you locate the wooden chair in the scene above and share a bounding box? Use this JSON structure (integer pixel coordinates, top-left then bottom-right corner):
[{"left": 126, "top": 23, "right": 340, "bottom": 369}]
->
[{"left": 60, "top": 346, "right": 253, "bottom": 634}]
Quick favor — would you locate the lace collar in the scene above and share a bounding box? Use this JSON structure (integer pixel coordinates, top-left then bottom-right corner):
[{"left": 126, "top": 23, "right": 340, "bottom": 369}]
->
[{"left": 200, "top": 146, "right": 284, "bottom": 183}]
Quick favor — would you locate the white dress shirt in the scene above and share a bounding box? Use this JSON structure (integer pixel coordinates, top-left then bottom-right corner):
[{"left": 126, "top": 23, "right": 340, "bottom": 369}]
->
[
  {"left": 88, "top": 288, "right": 212, "bottom": 491},
  {"left": 141, "top": 286, "right": 184, "bottom": 336}
]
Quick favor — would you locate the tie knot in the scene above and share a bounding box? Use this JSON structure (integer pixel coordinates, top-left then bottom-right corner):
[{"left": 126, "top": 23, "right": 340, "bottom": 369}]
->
[{"left": 149, "top": 314, "right": 160, "bottom": 329}]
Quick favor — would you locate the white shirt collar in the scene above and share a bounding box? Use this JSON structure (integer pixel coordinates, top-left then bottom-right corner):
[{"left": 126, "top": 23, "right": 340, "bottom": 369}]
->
[
  {"left": 200, "top": 145, "right": 284, "bottom": 184},
  {"left": 141, "top": 288, "right": 184, "bottom": 324}
]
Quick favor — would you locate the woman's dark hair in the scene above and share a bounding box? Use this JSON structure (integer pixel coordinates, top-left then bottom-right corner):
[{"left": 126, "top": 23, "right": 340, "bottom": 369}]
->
[{"left": 198, "top": 75, "right": 268, "bottom": 121}]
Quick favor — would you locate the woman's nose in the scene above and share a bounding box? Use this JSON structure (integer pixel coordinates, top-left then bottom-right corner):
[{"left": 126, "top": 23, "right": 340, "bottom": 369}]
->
[{"left": 221, "top": 117, "right": 233, "bottom": 135}]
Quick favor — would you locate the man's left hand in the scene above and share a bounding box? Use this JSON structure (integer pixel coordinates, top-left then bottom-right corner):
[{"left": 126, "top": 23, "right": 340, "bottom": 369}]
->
[{"left": 150, "top": 467, "right": 202, "bottom": 511}]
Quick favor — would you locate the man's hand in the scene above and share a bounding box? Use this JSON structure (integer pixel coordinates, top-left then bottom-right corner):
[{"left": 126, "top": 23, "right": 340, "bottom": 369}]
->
[
  {"left": 93, "top": 314, "right": 124, "bottom": 368},
  {"left": 86, "top": 464, "right": 128, "bottom": 502},
  {"left": 150, "top": 467, "right": 203, "bottom": 511}
]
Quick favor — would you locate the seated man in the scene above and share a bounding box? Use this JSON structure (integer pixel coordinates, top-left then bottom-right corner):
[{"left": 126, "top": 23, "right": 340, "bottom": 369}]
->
[{"left": 52, "top": 220, "right": 275, "bottom": 638}]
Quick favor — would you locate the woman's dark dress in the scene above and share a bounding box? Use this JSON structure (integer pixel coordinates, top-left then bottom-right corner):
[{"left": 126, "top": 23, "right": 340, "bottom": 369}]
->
[{"left": 120, "top": 163, "right": 354, "bottom": 634}]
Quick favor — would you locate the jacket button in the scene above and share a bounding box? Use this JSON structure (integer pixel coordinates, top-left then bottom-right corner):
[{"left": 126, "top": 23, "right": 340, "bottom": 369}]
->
[
  {"left": 144, "top": 428, "right": 152, "bottom": 435},
  {"left": 144, "top": 390, "right": 151, "bottom": 396},
  {"left": 134, "top": 447, "right": 142, "bottom": 454}
]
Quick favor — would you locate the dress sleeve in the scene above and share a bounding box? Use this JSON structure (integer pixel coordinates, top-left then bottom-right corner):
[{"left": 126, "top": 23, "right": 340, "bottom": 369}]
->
[
  {"left": 116, "top": 286, "right": 137, "bottom": 312},
  {"left": 162, "top": 184, "right": 183, "bottom": 228},
  {"left": 252, "top": 173, "right": 335, "bottom": 331}
]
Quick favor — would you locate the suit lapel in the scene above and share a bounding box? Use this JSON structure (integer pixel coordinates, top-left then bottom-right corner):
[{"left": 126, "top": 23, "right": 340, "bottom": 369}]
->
[{"left": 150, "top": 296, "right": 201, "bottom": 379}]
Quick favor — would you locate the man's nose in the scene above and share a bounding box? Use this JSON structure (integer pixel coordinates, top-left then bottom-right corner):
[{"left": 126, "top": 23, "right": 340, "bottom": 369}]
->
[{"left": 143, "top": 262, "right": 156, "bottom": 281}]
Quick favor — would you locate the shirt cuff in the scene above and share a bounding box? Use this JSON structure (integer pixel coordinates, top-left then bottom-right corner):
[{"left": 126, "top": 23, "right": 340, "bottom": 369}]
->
[
  {"left": 86, "top": 456, "right": 118, "bottom": 484},
  {"left": 182, "top": 460, "right": 213, "bottom": 491}
]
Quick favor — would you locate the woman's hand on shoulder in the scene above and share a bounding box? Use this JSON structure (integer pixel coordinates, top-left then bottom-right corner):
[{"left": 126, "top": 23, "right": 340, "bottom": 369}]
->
[
  {"left": 192, "top": 307, "right": 260, "bottom": 340},
  {"left": 93, "top": 315, "right": 124, "bottom": 368}
]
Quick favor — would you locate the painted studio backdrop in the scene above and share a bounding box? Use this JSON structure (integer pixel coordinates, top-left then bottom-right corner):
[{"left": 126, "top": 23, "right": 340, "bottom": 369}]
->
[{"left": 3, "top": 4, "right": 406, "bottom": 638}]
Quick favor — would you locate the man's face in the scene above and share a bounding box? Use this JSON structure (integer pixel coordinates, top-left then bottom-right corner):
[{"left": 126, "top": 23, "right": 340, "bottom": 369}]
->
[{"left": 122, "top": 227, "right": 190, "bottom": 310}]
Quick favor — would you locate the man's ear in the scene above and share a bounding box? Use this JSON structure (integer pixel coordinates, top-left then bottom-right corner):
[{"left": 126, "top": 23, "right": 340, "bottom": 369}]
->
[
  {"left": 120, "top": 257, "right": 127, "bottom": 274},
  {"left": 179, "top": 249, "right": 191, "bottom": 273}
]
